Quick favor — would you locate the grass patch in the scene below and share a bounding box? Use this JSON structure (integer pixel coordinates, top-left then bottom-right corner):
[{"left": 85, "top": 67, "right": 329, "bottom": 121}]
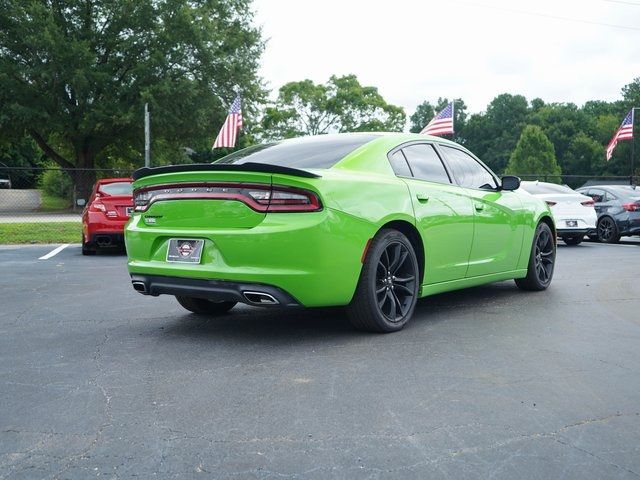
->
[
  {"left": 39, "top": 192, "right": 73, "bottom": 212},
  {"left": 0, "top": 222, "right": 80, "bottom": 244}
]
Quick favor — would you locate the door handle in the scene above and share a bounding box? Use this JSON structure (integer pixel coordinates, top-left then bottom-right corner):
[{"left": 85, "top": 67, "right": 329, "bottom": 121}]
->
[
  {"left": 416, "top": 193, "right": 429, "bottom": 202},
  {"left": 474, "top": 203, "right": 485, "bottom": 211}
]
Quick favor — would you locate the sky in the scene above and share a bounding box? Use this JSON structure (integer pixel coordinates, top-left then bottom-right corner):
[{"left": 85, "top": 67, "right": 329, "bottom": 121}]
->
[{"left": 252, "top": 0, "right": 640, "bottom": 117}]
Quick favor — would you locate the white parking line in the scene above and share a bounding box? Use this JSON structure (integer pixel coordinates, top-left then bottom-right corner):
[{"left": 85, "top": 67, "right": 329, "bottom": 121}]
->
[{"left": 39, "top": 244, "right": 70, "bottom": 260}]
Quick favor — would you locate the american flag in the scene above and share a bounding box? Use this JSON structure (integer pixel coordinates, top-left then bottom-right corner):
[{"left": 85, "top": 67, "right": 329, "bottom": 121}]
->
[
  {"left": 420, "top": 102, "right": 454, "bottom": 136},
  {"left": 606, "top": 109, "right": 634, "bottom": 161},
  {"left": 212, "top": 94, "right": 243, "bottom": 149}
]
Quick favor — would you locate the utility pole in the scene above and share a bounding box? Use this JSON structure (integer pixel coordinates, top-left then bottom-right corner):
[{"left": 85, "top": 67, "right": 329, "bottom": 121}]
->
[{"left": 144, "top": 103, "right": 151, "bottom": 168}]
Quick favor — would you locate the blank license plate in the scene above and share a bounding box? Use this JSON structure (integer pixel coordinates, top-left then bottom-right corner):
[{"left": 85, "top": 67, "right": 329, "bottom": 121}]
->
[
  {"left": 166, "top": 239, "right": 204, "bottom": 263},
  {"left": 565, "top": 220, "right": 578, "bottom": 227}
]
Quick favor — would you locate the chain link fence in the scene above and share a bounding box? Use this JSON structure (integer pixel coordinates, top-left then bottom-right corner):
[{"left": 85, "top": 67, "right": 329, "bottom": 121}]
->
[
  {"left": 0, "top": 167, "right": 132, "bottom": 244},
  {"left": 0, "top": 166, "right": 635, "bottom": 244}
]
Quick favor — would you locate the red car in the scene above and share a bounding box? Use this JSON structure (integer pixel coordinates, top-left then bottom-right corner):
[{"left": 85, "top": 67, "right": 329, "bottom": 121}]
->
[{"left": 82, "top": 178, "right": 133, "bottom": 255}]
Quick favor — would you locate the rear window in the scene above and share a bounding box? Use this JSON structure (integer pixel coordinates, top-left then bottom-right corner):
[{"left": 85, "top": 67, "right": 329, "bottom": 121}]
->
[
  {"left": 520, "top": 182, "right": 574, "bottom": 195},
  {"left": 213, "top": 134, "right": 380, "bottom": 169},
  {"left": 98, "top": 182, "right": 133, "bottom": 196},
  {"left": 606, "top": 186, "right": 640, "bottom": 199}
]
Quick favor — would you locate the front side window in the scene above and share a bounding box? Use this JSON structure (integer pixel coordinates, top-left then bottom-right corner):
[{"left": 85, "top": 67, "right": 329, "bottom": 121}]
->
[
  {"left": 439, "top": 145, "right": 497, "bottom": 190},
  {"left": 588, "top": 189, "right": 605, "bottom": 203},
  {"left": 401, "top": 144, "right": 450, "bottom": 184}
]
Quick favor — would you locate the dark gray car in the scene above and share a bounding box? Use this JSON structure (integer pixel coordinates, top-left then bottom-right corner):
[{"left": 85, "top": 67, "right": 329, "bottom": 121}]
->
[{"left": 576, "top": 185, "right": 640, "bottom": 243}]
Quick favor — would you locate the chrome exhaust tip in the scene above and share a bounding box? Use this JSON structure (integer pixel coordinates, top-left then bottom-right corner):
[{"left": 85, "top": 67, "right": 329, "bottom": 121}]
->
[
  {"left": 132, "top": 281, "right": 147, "bottom": 294},
  {"left": 243, "top": 291, "right": 279, "bottom": 305}
]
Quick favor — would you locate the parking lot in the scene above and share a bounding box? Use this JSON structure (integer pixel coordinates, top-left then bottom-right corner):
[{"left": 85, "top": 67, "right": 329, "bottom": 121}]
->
[{"left": 1, "top": 240, "right": 640, "bottom": 479}]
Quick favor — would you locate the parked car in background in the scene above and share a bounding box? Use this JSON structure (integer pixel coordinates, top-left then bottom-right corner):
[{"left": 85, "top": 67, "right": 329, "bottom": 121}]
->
[
  {"left": 125, "top": 133, "right": 556, "bottom": 333},
  {"left": 519, "top": 181, "right": 596, "bottom": 245},
  {"left": 82, "top": 178, "right": 133, "bottom": 255},
  {"left": 0, "top": 175, "right": 11, "bottom": 189},
  {"left": 576, "top": 185, "right": 640, "bottom": 243}
]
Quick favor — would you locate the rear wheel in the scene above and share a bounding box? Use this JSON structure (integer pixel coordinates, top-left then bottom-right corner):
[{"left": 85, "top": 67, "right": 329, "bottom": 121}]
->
[
  {"left": 347, "top": 229, "right": 419, "bottom": 333},
  {"left": 515, "top": 222, "right": 556, "bottom": 291},
  {"left": 561, "top": 235, "right": 583, "bottom": 246},
  {"left": 175, "top": 296, "right": 237, "bottom": 315},
  {"left": 82, "top": 236, "right": 96, "bottom": 256},
  {"left": 597, "top": 217, "right": 620, "bottom": 243}
]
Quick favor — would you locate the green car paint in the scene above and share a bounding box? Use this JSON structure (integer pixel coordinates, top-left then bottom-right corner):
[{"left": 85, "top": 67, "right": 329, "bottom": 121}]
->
[{"left": 125, "top": 133, "right": 554, "bottom": 308}]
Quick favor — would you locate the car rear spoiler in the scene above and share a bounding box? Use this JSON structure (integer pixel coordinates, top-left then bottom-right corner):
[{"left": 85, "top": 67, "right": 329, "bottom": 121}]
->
[{"left": 132, "top": 162, "right": 321, "bottom": 181}]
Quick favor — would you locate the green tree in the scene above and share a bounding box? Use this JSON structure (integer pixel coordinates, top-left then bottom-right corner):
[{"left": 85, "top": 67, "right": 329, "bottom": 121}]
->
[
  {"left": 260, "top": 75, "right": 405, "bottom": 140},
  {"left": 463, "top": 93, "right": 529, "bottom": 174},
  {"left": 562, "top": 132, "right": 604, "bottom": 179},
  {"left": 0, "top": 0, "right": 264, "bottom": 197},
  {"left": 505, "top": 125, "right": 562, "bottom": 181}
]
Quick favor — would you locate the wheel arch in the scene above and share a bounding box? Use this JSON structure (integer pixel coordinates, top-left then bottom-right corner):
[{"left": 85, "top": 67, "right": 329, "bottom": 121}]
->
[
  {"left": 378, "top": 219, "right": 425, "bottom": 285},
  {"left": 538, "top": 215, "right": 556, "bottom": 240}
]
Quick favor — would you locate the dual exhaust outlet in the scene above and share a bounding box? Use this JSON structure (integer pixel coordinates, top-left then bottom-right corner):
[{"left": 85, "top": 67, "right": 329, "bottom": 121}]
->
[{"left": 131, "top": 281, "right": 279, "bottom": 306}]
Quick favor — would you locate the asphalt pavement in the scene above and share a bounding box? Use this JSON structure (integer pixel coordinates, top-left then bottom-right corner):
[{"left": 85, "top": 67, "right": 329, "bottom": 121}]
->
[{"left": 1, "top": 239, "right": 640, "bottom": 479}]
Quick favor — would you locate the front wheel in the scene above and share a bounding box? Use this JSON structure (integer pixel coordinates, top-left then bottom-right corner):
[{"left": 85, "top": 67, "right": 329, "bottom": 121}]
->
[
  {"left": 175, "top": 296, "right": 237, "bottom": 315},
  {"left": 515, "top": 222, "right": 556, "bottom": 291},
  {"left": 347, "top": 229, "right": 420, "bottom": 333}
]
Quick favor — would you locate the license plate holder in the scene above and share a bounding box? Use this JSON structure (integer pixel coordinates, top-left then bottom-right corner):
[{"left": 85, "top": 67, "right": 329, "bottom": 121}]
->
[
  {"left": 565, "top": 220, "right": 578, "bottom": 228},
  {"left": 166, "top": 239, "right": 204, "bottom": 263}
]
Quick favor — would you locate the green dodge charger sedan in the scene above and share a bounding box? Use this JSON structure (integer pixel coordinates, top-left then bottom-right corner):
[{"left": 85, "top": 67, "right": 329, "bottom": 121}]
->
[{"left": 126, "top": 133, "right": 556, "bottom": 332}]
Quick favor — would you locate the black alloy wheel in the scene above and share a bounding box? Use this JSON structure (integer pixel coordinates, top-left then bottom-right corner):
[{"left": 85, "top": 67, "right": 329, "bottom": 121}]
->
[
  {"left": 515, "top": 222, "right": 556, "bottom": 291},
  {"left": 597, "top": 217, "right": 620, "bottom": 243},
  {"left": 348, "top": 229, "right": 419, "bottom": 333},
  {"left": 375, "top": 242, "right": 417, "bottom": 322},
  {"left": 534, "top": 227, "right": 555, "bottom": 286}
]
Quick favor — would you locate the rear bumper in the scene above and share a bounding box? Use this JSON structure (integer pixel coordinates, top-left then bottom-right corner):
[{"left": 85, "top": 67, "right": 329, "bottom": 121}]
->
[
  {"left": 557, "top": 228, "right": 590, "bottom": 236},
  {"left": 125, "top": 208, "right": 376, "bottom": 307},
  {"left": 130, "top": 274, "right": 300, "bottom": 307}
]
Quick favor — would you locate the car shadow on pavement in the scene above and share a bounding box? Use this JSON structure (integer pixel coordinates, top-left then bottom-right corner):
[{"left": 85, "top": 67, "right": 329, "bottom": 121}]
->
[{"left": 158, "top": 281, "right": 522, "bottom": 344}]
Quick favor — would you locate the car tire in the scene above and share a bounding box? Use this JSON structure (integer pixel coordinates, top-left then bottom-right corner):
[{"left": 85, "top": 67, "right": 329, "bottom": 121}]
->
[
  {"left": 347, "top": 229, "right": 420, "bottom": 333},
  {"left": 175, "top": 296, "right": 237, "bottom": 315},
  {"left": 82, "top": 237, "right": 96, "bottom": 256},
  {"left": 597, "top": 217, "right": 620, "bottom": 244},
  {"left": 562, "top": 235, "right": 583, "bottom": 246},
  {"left": 515, "top": 222, "right": 556, "bottom": 291}
]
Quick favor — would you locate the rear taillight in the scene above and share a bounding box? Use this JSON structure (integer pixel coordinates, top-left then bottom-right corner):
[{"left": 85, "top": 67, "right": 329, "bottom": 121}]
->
[
  {"left": 622, "top": 202, "right": 640, "bottom": 212},
  {"left": 91, "top": 202, "right": 106, "bottom": 212},
  {"left": 545, "top": 201, "right": 557, "bottom": 207},
  {"left": 133, "top": 183, "right": 322, "bottom": 213},
  {"left": 581, "top": 200, "right": 595, "bottom": 207}
]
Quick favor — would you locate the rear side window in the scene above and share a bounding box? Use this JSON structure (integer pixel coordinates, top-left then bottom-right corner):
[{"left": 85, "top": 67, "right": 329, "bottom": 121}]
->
[
  {"left": 401, "top": 144, "right": 450, "bottom": 184},
  {"left": 388, "top": 150, "right": 412, "bottom": 177},
  {"left": 98, "top": 182, "right": 132, "bottom": 196},
  {"left": 439, "top": 145, "right": 497, "bottom": 190},
  {"left": 214, "top": 134, "right": 380, "bottom": 169}
]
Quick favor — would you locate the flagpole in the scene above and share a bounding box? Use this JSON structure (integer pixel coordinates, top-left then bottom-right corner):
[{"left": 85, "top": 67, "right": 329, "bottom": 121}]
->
[{"left": 632, "top": 107, "right": 637, "bottom": 185}]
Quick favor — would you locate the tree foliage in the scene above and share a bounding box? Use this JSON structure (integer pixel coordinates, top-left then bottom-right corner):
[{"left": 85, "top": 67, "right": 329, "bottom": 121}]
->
[
  {"left": 0, "top": 0, "right": 264, "bottom": 195},
  {"left": 505, "top": 125, "right": 561, "bottom": 180},
  {"left": 260, "top": 75, "right": 405, "bottom": 140}
]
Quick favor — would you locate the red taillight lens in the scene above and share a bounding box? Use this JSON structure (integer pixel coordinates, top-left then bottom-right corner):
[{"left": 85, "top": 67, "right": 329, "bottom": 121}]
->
[
  {"left": 91, "top": 202, "right": 106, "bottom": 212},
  {"left": 545, "top": 201, "right": 557, "bottom": 207},
  {"left": 622, "top": 202, "right": 640, "bottom": 212},
  {"left": 581, "top": 200, "right": 595, "bottom": 207},
  {"left": 133, "top": 183, "right": 322, "bottom": 213}
]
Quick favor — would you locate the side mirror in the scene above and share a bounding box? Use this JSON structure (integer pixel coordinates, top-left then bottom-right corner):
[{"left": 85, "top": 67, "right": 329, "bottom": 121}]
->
[
  {"left": 76, "top": 199, "right": 86, "bottom": 207},
  {"left": 501, "top": 176, "right": 521, "bottom": 191}
]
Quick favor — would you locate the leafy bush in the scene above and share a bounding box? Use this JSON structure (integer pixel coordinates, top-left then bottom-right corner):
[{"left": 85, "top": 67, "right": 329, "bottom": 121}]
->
[{"left": 38, "top": 167, "right": 73, "bottom": 199}]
